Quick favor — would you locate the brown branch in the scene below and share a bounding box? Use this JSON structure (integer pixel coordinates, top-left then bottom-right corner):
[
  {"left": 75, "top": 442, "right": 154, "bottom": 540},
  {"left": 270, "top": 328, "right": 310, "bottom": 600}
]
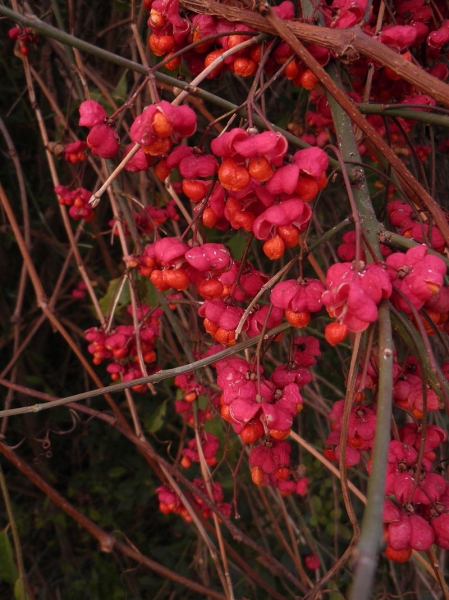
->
[
  {"left": 179, "top": 0, "right": 449, "bottom": 109},
  {"left": 200, "top": 516, "right": 289, "bottom": 600},
  {"left": 261, "top": 6, "right": 449, "bottom": 246},
  {"left": 0, "top": 441, "right": 228, "bottom": 600}
]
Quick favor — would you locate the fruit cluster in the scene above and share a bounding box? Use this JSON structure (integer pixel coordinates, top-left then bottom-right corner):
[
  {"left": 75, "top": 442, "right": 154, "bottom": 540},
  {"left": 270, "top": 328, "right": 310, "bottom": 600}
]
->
[
  {"left": 382, "top": 423, "right": 449, "bottom": 561},
  {"left": 8, "top": 26, "right": 38, "bottom": 55},
  {"left": 156, "top": 478, "right": 231, "bottom": 522},
  {"left": 55, "top": 185, "right": 95, "bottom": 222},
  {"left": 85, "top": 304, "right": 162, "bottom": 392},
  {"left": 322, "top": 355, "right": 449, "bottom": 557}
]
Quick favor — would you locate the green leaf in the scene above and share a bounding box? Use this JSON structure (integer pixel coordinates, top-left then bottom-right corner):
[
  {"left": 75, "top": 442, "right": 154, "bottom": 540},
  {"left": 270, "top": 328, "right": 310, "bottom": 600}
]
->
[
  {"left": 23, "top": 374, "right": 45, "bottom": 387},
  {"left": 325, "top": 522, "right": 335, "bottom": 536},
  {"left": 337, "top": 524, "right": 353, "bottom": 540},
  {"left": 99, "top": 277, "right": 130, "bottom": 315},
  {"left": 14, "top": 578, "right": 30, "bottom": 600},
  {"left": 144, "top": 401, "right": 167, "bottom": 433},
  {"left": 88, "top": 507, "right": 102, "bottom": 522},
  {"left": 226, "top": 232, "right": 248, "bottom": 260},
  {"left": 112, "top": 72, "right": 128, "bottom": 103},
  {"left": 310, "top": 495, "right": 322, "bottom": 513},
  {"left": 0, "top": 529, "right": 18, "bottom": 584},
  {"left": 107, "top": 466, "right": 127, "bottom": 479},
  {"left": 142, "top": 278, "right": 158, "bottom": 307},
  {"left": 203, "top": 415, "right": 226, "bottom": 440}
]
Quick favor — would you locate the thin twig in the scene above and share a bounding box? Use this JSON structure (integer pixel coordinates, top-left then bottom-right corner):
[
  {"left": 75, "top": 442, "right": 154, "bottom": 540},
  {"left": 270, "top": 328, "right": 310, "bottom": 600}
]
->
[{"left": 0, "top": 460, "right": 27, "bottom": 600}]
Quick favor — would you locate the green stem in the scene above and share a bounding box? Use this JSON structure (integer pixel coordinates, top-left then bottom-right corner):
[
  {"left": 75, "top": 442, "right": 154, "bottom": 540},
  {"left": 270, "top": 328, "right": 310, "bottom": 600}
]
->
[
  {"left": 0, "top": 322, "right": 290, "bottom": 418},
  {"left": 0, "top": 4, "right": 337, "bottom": 159},
  {"left": 358, "top": 102, "right": 449, "bottom": 128},
  {"left": 308, "top": 218, "right": 353, "bottom": 253},
  {"left": 326, "top": 62, "right": 390, "bottom": 599},
  {"left": 348, "top": 300, "right": 393, "bottom": 600},
  {"left": 380, "top": 229, "right": 449, "bottom": 268},
  {"left": 0, "top": 4, "right": 236, "bottom": 110},
  {"left": 0, "top": 460, "right": 27, "bottom": 600},
  {"left": 326, "top": 62, "right": 382, "bottom": 260}
]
